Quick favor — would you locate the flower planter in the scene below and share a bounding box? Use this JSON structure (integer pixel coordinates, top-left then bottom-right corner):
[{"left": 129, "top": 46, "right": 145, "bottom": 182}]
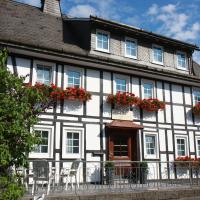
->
[
  {"left": 139, "top": 98, "right": 165, "bottom": 112},
  {"left": 106, "top": 92, "right": 141, "bottom": 107}
]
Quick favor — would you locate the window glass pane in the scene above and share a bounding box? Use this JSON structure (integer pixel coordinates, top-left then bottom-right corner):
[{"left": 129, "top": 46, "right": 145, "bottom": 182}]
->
[
  {"left": 97, "top": 32, "right": 108, "bottom": 50},
  {"left": 198, "top": 140, "right": 200, "bottom": 156},
  {"left": 145, "top": 135, "right": 156, "bottom": 155},
  {"left": 68, "top": 71, "right": 80, "bottom": 88},
  {"left": 126, "top": 40, "right": 136, "bottom": 57},
  {"left": 177, "top": 138, "right": 186, "bottom": 156},
  {"left": 66, "top": 132, "right": 80, "bottom": 154},
  {"left": 116, "top": 79, "right": 126, "bottom": 92},
  {"left": 36, "top": 65, "right": 51, "bottom": 85},
  {"left": 177, "top": 53, "right": 186, "bottom": 68},
  {"left": 144, "top": 83, "right": 153, "bottom": 99},
  {"left": 33, "top": 130, "right": 49, "bottom": 153},
  {"left": 194, "top": 91, "right": 200, "bottom": 104},
  {"left": 153, "top": 47, "right": 163, "bottom": 63}
]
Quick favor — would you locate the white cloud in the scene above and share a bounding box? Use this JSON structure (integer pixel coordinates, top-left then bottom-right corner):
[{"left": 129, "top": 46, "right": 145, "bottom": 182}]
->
[
  {"left": 148, "top": 3, "right": 200, "bottom": 42},
  {"left": 161, "top": 4, "right": 176, "bottom": 13},
  {"left": 147, "top": 4, "right": 158, "bottom": 15},
  {"left": 68, "top": 4, "right": 98, "bottom": 17}
]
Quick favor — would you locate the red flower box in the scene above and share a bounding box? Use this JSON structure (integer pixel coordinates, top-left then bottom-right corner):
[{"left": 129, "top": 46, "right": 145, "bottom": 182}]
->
[
  {"left": 28, "top": 83, "right": 91, "bottom": 102},
  {"left": 192, "top": 104, "right": 200, "bottom": 116},
  {"left": 139, "top": 98, "right": 165, "bottom": 112},
  {"left": 106, "top": 92, "right": 141, "bottom": 107}
]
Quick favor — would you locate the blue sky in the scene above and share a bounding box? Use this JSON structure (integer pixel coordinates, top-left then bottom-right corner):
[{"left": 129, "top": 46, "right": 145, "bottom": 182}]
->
[{"left": 16, "top": 0, "right": 200, "bottom": 63}]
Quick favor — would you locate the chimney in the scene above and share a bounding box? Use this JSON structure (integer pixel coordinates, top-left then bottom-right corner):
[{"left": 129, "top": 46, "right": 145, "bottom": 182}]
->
[{"left": 41, "top": 0, "right": 61, "bottom": 17}]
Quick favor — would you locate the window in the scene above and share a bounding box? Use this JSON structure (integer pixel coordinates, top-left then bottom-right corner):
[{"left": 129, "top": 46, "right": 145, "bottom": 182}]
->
[
  {"left": 125, "top": 38, "right": 137, "bottom": 59},
  {"left": 197, "top": 139, "right": 200, "bottom": 157},
  {"left": 152, "top": 45, "right": 163, "bottom": 64},
  {"left": 177, "top": 52, "right": 187, "bottom": 70},
  {"left": 196, "top": 137, "right": 200, "bottom": 157},
  {"left": 144, "top": 133, "right": 158, "bottom": 159},
  {"left": 34, "top": 130, "right": 49, "bottom": 153},
  {"left": 29, "top": 126, "right": 54, "bottom": 159},
  {"left": 66, "top": 132, "right": 80, "bottom": 154},
  {"left": 36, "top": 65, "right": 51, "bottom": 85},
  {"left": 68, "top": 71, "right": 80, "bottom": 88},
  {"left": 96, "top": 30, "right": 109, "bottom": 52},
  {"left": 62, "top": 128, "right": 84, "bottom": 159},
  {"left": 145, "top": 135, "right": 156, "bottom": 155},
  {"left": 175, "top": 136, "right": 188, "bottom": 157},
  {"left": 116, "top": 78, "right": 126, "bottom": 93},
  {"left": 143, "top": 83, "right": 153, "bottom": 99},
  {"left": 193, "top": 90, "right": 200, "bottom": 104},
  {"left": 177, "top": 138, "right": 186, "bottom": 156}
]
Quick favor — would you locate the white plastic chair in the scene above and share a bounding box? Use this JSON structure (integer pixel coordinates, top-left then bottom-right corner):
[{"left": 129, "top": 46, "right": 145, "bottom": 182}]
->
[
  {"left": 31, "top": 160, "right": 55, "bottom": 195},
  {"left": 60, "top": 159, "right": 81, "bottom": 190}
]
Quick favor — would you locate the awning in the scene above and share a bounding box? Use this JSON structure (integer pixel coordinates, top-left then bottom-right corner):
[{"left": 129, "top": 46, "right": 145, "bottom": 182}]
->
[{"left": 106, "top": 120, "right": 143, "bottom": 129}]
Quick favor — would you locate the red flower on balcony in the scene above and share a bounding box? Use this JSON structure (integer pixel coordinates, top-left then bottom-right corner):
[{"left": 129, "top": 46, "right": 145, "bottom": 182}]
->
[
  {"left": 106, "top": 92, "right": 141, "bottom": 107},
  {"left": 192, "top": 104, "right": 200, "bottom": 116},
  {"left": 139, "top": 98, "right": 165, "bottom": 112}
]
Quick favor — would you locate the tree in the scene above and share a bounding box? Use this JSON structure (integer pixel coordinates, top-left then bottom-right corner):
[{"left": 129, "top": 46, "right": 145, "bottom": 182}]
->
[{"left": 0, "top": 49, "right": 57, "bottom": 200}]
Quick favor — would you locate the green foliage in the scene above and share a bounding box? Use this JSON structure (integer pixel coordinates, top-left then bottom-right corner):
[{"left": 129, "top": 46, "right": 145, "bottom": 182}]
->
[
  {"left": 0, "top": 48, "right": 55, "bottom": 199},
  {"left": 139, "top": 161, "right": 149, "bottom": 173}
]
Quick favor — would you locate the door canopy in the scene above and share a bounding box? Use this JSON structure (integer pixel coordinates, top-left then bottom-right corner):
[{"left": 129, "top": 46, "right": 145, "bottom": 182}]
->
[{"left": 106, "top": 120, "right": 143, "bottom": 130}]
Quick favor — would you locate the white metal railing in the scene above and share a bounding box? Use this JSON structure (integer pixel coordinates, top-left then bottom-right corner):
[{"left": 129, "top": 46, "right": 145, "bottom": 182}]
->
[{"left": 15, "top": 160, "right": 200, "bottom": 197}]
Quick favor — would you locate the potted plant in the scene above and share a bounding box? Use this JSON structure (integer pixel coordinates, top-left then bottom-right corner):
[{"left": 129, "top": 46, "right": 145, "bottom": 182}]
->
[
  {"left": 192, "top": 104, "right": 200, "bottom": 116},
  {"left": 105, "top": 161, "right": 115, "bottom": 185},
  {"left": 139, "top": 161, "right": 148, "bottom": 184}
]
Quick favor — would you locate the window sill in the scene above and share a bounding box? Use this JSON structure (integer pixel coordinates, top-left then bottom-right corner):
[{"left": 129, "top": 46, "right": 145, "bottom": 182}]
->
[
  {"left": 176, "top": 67, "right": 189, "bottom": 72},
  {"left": 152, "top": 61, "right": 164, "bottom": 66},
  {"left": 124, "top": 55, "right": 137, "bottom": 60},
  {"left": 62, "top": 154, "right": 82, "bottom": 159},
  {"left": 95, "top": 48, "right": 110, "bottom": 54},
  {"left": 29, "top": 153, "right": 52, "bottom": 159}
]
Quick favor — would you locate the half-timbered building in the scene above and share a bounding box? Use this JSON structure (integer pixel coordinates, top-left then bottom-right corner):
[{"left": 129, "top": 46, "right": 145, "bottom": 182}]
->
[{"left": 1, "top": 0, "right": 200, "bottom": 182}]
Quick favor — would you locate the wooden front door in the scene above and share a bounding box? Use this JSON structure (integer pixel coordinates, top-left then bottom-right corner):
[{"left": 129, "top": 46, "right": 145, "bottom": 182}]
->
[{"left": 108, "top": 130, "right": 138, "bottom": 177}]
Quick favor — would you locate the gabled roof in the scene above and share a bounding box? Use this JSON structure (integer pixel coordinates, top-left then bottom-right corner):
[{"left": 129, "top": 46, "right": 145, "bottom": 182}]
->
[{"left": 0, "top": 0, "right": 87, "bottom": 56}]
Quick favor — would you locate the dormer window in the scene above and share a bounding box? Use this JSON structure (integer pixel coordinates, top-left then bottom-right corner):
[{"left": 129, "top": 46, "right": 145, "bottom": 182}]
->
[
  {"left": 152, "top": 45, "right": 163, "bottom": 65},
  {"left": 96, "top": 30, "right": 110, "bottom": 52},
  {"left": 125, "top": 37, "right": 137, "bottom": 59},
  {"left": 177, "top": 51, "right": 187, "bottom": 70}
]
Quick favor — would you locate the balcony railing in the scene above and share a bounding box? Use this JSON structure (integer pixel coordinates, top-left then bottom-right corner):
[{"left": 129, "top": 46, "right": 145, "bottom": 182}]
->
[{"left": 14, "top": 160, "right": 200, "bottom": 197}]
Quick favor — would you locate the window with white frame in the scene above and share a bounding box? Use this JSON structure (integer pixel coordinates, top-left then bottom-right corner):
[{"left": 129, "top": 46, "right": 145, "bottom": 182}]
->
[
  {"left": 196, "top": 139, "right": 200, "bottom": 157},
  {"left": 36, "top": 65, "right": 52, "bottom": 85},
  {"left": 177, "top": 52, "right": 187, "bottom": 70},
  {"left": 62, "top": 128, "right": 83, "bottom": 159},
  {"left": 29, "top": 127, "right": 53, "bottom": 158},
  {"left": 116, "top": 78, "right": 126, "bottom": 93},
  {"left": 68, "top": 71, "right": 81, "bottom": 88},
  {"left": 144, "top": 133, "right": 158, "bottom": 159},
  {"left": 193, "top": 90, "right": 200, "bottom": 104},
  {"left": 96, "top": 30, "right": 109, "bottom": 52},
  {"left": 66, "top": 132, "right": 80, "bottom": 154},
  {"left": 143, "top": 83, "right": 153, "bottom": 99},
  {"left": 34, "top": 130, "right": 49, "bottom": 153},
  {"left": 152, "top": 45, "right": 163, "bottom": 64},
  {"left": 176, "top": 137, "right": 188, "bottom": 157},
  {"left": 125, "top": 38, "right": 137, "bottom": 59}
]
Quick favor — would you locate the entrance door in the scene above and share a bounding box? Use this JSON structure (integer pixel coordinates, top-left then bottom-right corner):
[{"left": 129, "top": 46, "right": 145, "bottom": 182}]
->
[
  {"left": 108, "top": 130, "right": 137, "bottom": 177},
  {"left": 109, "top": 135, "right": 132, "bottom": 161}
]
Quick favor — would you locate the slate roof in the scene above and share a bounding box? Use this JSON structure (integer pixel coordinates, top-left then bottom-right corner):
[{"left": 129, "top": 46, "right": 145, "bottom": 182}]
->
[{"left": 0, "top": 0, "right": 87, "bottom": 55}]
